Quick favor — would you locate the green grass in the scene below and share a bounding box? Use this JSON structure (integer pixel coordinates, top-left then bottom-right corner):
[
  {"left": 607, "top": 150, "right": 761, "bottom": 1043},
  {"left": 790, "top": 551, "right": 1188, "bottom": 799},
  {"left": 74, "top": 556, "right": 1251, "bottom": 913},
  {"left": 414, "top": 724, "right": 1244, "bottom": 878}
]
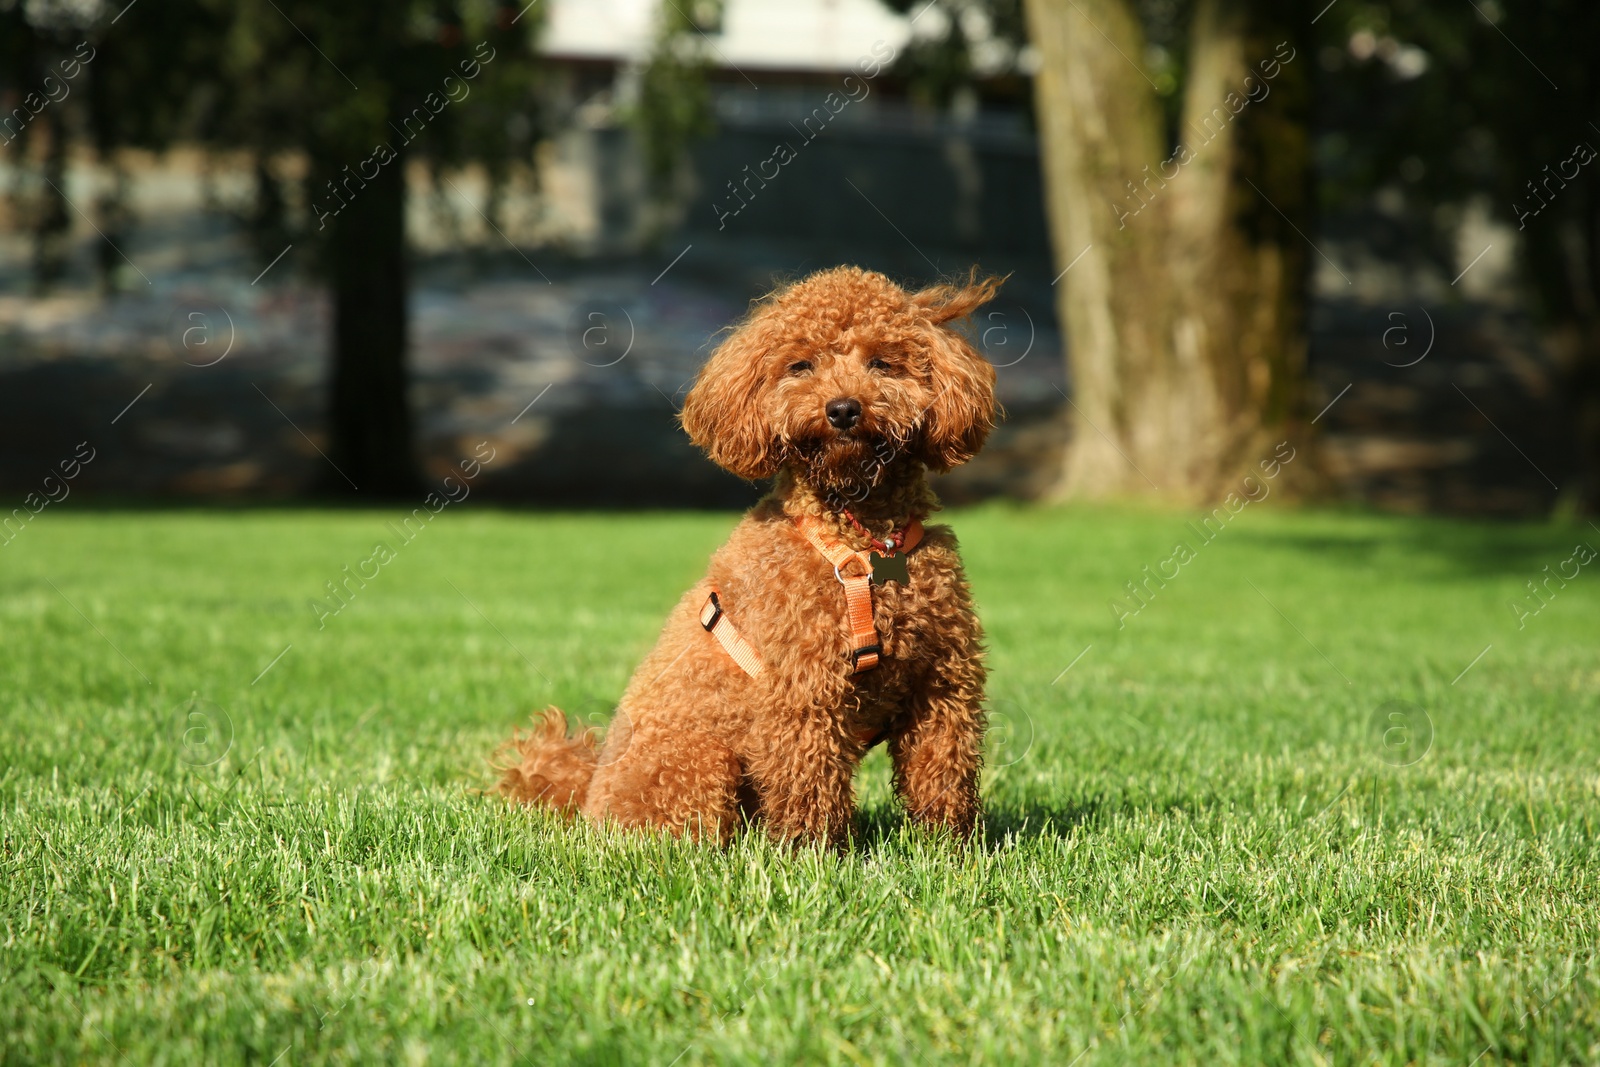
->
[{"left": 2, "top": 503, "right": 1598, "bottom": 1065}]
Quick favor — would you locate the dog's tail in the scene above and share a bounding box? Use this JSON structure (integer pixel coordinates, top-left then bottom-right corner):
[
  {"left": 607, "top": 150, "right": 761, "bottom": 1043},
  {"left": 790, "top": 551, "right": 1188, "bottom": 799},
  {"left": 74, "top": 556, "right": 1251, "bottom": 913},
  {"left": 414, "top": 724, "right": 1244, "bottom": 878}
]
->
[{"left": 491, "top": 708, "right": 598, "bottom": 815}]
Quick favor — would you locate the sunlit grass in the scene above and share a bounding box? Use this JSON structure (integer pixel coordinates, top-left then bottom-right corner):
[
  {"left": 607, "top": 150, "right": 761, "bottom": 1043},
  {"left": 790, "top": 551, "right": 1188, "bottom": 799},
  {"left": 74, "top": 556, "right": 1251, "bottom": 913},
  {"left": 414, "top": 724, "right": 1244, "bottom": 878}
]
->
[{"left": 2, "top": 504, "right": 1597, "bottom": 1064}]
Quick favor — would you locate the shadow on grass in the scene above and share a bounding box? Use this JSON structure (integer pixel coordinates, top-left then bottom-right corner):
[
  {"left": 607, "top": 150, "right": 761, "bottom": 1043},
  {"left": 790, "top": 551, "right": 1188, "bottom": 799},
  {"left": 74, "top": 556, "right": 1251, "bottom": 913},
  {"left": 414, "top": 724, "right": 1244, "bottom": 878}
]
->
[
  {"left": 1232, "top": 515, "right": 1597, "bottom": 580},
  {"left": 852, "top": 795, "right": 1106, "bottom": 853}
]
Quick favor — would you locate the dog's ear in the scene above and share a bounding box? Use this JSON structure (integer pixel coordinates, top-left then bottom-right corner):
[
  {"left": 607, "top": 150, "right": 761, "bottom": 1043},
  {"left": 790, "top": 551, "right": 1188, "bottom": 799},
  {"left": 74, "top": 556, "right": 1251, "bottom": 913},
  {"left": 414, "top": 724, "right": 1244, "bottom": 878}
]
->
[
  {"left": 679, "top": 312, "right": 782, "bottom": 480},
  {"left": 912, "top": 272, "right": 1003, "bottom": 471}
]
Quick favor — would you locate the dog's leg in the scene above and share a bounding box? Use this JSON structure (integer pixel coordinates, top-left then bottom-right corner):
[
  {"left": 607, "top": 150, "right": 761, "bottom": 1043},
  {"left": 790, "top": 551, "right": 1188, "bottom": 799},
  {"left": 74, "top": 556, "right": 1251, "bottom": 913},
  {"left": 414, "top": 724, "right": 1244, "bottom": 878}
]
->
[
  {"left": 889, "top": 671, "right": 985, "bottom": 839},
  {"left": 581, "top": 723, "right": 744, "bottom": 843},
  {"left": 748, "top": 713, "right": 857, "bottom": 848}
]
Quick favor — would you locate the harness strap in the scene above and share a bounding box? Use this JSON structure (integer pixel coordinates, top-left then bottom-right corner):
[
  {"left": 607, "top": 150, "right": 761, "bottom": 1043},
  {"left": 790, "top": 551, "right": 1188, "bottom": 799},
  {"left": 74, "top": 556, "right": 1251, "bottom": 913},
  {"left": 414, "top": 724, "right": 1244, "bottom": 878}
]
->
[
  {"left": 699, "top": 591, "right": 764, "bottom": 678},
  {"left": 795, "top": 514, "right": 923, "bottom": 674},
  {"left": 699, "top": 517, "right": 924, "bottom": 679},
  {"left": 796, "top": 516, "right": 864, "bottom": 572},
  {"left": 840, "top": 572, "right": 881, "bottom": 671},
  {"left": 691, "top": 596, "right": 888, "bottom": 742}
]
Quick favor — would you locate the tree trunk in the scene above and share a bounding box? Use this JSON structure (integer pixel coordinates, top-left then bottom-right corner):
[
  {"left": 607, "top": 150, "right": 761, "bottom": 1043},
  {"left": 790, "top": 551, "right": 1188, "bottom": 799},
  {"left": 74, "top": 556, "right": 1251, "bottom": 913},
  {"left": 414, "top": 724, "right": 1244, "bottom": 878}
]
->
[
  {"left": 1572, "top": 187, "right": 1600, "bottom": 513},
  {"left": 322, "top": 145, "right": 420, "bottom": 497},
  {"left": 1024, "top": 0, "right": 1314, "bottom": 502},
  {"left": 1549, "top": 322, "right": 1600, "bottom": 512},
  {"left": 1520, "top": 105, "right": 1600, "bottom": 513},
  {"left": 32, "top": 110, "right": 71, "bottom": 291}
]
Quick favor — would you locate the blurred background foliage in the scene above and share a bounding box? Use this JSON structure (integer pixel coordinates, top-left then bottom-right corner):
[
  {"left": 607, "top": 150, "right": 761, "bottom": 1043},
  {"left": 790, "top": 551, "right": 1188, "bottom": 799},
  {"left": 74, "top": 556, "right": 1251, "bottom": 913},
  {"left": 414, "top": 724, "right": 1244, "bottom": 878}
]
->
[{"left": 0, "top": 0, "right": 1591, "bottom": 513}]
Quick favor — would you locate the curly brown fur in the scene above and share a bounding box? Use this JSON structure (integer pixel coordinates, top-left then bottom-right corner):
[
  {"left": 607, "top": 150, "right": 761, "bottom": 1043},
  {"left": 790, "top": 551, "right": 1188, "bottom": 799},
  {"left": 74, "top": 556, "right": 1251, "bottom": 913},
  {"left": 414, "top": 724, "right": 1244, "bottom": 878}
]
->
[
  {"left": 493, "top": 266, "right": 1002, "bottom": 847},
  {"left": 492, "top": 708, "right": 598, "bottom": 815}
]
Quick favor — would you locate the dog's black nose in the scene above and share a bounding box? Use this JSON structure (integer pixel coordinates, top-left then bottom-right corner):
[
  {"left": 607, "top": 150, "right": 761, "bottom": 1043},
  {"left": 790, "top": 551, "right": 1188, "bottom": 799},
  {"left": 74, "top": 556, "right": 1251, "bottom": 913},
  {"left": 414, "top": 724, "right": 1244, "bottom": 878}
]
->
[{"left": 826, "top": 397, "right": 862, "bottom": 430}]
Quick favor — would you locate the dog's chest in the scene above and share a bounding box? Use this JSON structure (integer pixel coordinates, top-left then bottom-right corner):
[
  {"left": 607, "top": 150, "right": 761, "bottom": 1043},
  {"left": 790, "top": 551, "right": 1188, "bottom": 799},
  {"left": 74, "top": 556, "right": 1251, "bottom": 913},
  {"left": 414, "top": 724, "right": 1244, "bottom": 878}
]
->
[
  {"left": 712, "top": 518, "right": 964, "bottom": 683},
  {"left": 815, "top": 550, "right": 950, "bottom": 671}
]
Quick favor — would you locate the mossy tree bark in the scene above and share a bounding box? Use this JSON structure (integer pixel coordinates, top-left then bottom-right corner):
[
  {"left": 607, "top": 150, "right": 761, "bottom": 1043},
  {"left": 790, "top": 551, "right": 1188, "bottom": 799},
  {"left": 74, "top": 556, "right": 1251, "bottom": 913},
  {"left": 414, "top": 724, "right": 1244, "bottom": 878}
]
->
[{"left": 1024, "top": 0, "right": 1315, "bottom": 501}]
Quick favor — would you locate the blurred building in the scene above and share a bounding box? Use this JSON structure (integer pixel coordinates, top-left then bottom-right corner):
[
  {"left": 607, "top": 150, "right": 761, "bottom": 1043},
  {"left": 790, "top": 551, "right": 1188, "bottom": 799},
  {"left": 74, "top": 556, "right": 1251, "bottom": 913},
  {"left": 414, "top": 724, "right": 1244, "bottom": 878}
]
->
[{"left": 538, "top": 0, "right": 1050, "bottom": 259}]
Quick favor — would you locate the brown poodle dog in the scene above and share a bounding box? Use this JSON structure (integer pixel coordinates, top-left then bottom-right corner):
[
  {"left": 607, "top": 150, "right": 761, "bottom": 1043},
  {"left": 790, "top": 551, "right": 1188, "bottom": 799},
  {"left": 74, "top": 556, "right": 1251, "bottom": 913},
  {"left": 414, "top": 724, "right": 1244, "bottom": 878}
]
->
[{"left": 495, "top": 266, "right": 1001, "bottom": 847}]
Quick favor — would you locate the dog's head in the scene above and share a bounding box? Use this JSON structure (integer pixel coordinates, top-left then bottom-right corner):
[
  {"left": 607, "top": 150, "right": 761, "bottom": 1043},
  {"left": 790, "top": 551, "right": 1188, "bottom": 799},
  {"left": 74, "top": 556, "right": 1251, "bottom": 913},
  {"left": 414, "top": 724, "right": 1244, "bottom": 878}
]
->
[{"left": 680, "top": 267, "right": 1001, "bottom": 486}]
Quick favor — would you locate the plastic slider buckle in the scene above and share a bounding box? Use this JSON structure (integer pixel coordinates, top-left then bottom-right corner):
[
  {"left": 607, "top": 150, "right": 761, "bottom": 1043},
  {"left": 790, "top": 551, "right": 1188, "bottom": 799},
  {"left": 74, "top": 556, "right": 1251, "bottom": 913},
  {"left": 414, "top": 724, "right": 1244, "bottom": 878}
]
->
[
  {"left": 700, "top": 592, "right": 724, "bottom": 631},
  {"left": 850, "top": 644, "right": 883, "bottom": 670}
]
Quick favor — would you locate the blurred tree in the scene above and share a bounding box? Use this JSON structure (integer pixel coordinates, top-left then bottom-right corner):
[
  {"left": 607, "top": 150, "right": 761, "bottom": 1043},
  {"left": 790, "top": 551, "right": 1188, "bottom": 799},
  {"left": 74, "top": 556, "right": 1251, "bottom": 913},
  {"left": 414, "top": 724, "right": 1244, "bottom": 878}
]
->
[
  {"left": 1317, "top": 1, "right": 1600, "bottom": 512},
  {"left": 203, "top": 0, "right": 544, "bottom": 496},
  {"left": 5, "top": 0, "right": 544, "bottom": 497},
  {"left": 880, "top": 0, "right": 1033, "bottom": 114},
  {"left": 1024, "top": 0, "right": 1314, "bottom": 500},
  {"left": 1, "top": 4, "right": 77, "bottom": 289},
  {"left": 627, "top": 0, "right": 722, "bottom": 244}
]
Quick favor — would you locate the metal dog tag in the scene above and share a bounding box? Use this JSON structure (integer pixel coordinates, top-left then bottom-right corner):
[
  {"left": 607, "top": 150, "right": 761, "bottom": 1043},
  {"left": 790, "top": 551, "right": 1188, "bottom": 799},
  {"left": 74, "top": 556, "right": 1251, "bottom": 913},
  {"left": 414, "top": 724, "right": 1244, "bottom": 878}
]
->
[{"left": 870, "top": 551, "right": 909, "bottom": 585}]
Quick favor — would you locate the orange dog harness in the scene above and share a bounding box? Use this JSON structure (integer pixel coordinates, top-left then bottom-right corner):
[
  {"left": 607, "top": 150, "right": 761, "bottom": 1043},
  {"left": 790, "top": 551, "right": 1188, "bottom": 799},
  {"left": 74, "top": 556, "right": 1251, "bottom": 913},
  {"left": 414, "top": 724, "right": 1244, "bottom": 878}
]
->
[
  {"left": 700, "top": 513, "right": 924, "bottom": 678},
  {"left": 698, "top": 591, "right": 765, "bottom": 677}
]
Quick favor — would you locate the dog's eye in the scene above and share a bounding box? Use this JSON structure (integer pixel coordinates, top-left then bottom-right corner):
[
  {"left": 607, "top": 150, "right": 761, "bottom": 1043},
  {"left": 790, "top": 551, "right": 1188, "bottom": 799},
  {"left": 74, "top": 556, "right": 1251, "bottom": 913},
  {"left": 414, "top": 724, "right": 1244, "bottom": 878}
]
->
[
  {"left": 867, "top": 358, "right": 892, "bottom": 372},
  {"left": 787, "top": 361, "right": 812, "bottom": 375}
]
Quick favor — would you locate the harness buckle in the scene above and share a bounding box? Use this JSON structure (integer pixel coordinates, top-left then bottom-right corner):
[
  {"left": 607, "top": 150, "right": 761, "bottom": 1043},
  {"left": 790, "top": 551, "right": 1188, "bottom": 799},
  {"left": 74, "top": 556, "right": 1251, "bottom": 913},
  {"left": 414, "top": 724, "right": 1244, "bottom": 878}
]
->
[
  {"left": 850, "top": 643, "right": 883, "bottom": 670},
  {"left": 700, "top": 591, "right": 724, "bottom": 631},
  {"left": 833, "top": 558, "right": 871, "bottom": 584}
]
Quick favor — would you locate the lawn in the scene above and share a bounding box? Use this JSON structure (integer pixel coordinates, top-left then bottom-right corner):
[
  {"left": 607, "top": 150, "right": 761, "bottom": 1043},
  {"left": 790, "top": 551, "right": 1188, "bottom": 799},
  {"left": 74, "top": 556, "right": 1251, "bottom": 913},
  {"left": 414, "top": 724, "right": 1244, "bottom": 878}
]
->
[{"left": 1, "top": 503, "right": 1597, "bottom": 1065}]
